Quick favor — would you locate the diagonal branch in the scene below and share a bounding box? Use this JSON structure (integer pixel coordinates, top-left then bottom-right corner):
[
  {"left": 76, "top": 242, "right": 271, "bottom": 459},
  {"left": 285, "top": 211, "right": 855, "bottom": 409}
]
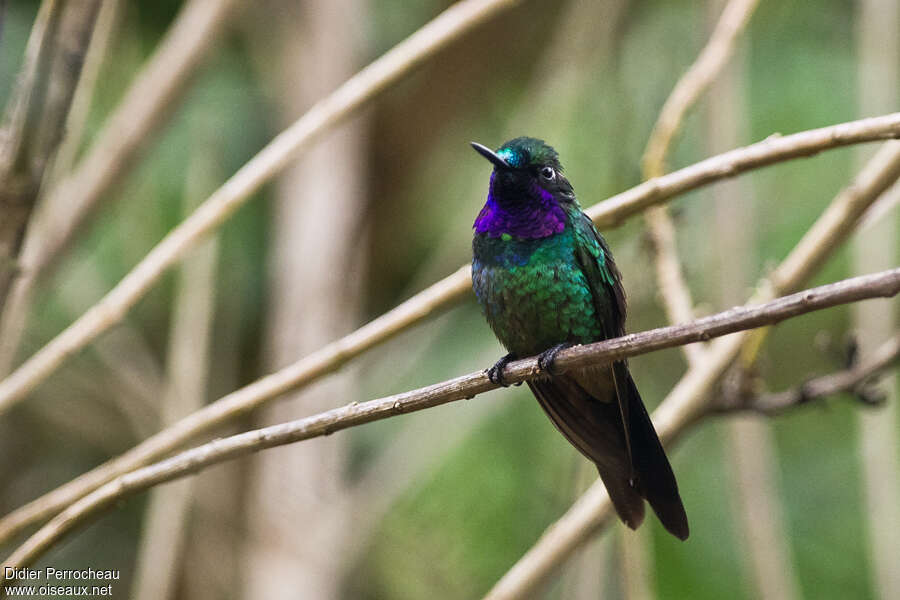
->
[
  {"left": 0, "top": 0, "right": 64, "bottom": 263},
  {"left": 0, "top": 0, "right": 101, "bottom": 313},
  {"left": 642, "top": 0, "right": 759, "bottom": 366},
  {"left": 19, "top": 0, "right": 238, "bottom": 278},
  {"left": 1, "top": 269, "right": 897, "bottom": 586},
  {"left": 0, "top": 0, "right": 237, "bottom": 375},
  {"left": 1, "top": 114, "right": 899, "bottom": 548},
  {"left": 588, "top": 113, "right": 900, "bottom": 227},
  {"left": 641, "top": 0, "right": 759, "bottom": 177}
]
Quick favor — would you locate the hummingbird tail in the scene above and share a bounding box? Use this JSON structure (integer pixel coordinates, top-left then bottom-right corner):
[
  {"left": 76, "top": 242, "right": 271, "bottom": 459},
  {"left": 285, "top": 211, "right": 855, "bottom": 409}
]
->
[
  {"left": 617, "top": 364, "right": 690, "bottom": 541},
  {"left": 529, "top": 375, "right": 646, "bottom": 529},
  {"left": 528, "top": 362, "right": 689, "bottom": 540}
]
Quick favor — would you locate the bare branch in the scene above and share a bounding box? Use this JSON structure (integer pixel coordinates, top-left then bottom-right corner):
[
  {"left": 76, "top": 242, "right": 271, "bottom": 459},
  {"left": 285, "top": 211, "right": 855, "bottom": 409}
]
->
[
  {"left": 0, "top": 0, "right": 101, "bottom": 312},
  {"left": 0, "top": 0, "right": 236, "bottom": 375},
  {"left": 644, "top": 207, "right": 706, "bottom": 362},
  {"left": 0, "top": 269, "right": 896, "bottom": 584},
  {"left": 22, "top": 0, "right": 238, "bottom": 277},
  {"left": 0, "top": 265, "right": 472, "bottom": 546},
  {"left": 589, "top": 113, "right": 900, "bottom": 228},
  {"left": 711, "top": 333, "right": 900, "bottom": 415},
  {"left": 46, "top": 0, "right": 123, "bottom": 183},
  {"left": 1, "top": 115, "right": 899, "bottom": 548},
  {"left": 641, "top": 0, "right": 759, "bottom": 177},
  {"left": 642, "top": 0, "right": 759, "bottom": 365}
]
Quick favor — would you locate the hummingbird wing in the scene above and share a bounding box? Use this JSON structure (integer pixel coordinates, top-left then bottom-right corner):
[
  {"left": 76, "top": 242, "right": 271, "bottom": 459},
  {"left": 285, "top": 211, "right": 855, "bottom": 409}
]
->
[
  {"left": 526, "top": 210, "right": 647, "bottom": 529},
  {"left": 563, "top": 211, "right": 689, "bottom": 539}
]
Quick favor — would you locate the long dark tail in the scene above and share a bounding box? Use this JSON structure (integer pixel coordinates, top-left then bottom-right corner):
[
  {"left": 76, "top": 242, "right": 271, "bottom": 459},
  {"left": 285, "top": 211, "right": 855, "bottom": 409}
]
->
[{"left": 528, "top": 361, "right": 689, "bottom": 540}]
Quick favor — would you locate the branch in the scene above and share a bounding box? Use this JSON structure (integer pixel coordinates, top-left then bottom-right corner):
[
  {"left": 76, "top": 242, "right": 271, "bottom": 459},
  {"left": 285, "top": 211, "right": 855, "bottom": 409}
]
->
[
  {"left": 45, "top": 0, "right": 123, "bottom": 184},
  {"left": 21, "top": 0, "right": 237, "bottom": 277},
  {"left": 0, "top": 0, "right": 101, "bottom": 312},
  {"left": 741, "top": 139, "right": 900, "bottom": 362},
  {"left": 0, "top": 269, "right": 896, "bottom": 585},
  {"left": 587, "top": 113, "right": 900, "bottom": 228},
  {"left": 713, "top": 332, "right": 900, "bottom": 415},
  {"left": 641, "top": 0, "right": 759, "bottom": 367},
  {"left": 770, "top": 141, "right": 900, "bottom": 294},
  {"left": 641, "top": 0, "right": 759, "bottom": 177},
  {"left": 1, "top": 115, "right": 899, "bottom": 548},
  {"left": 0, "top": 0, "right": 236, "bottom": 374},
  {"left": 484, "top": 139, "right": 900, "bottom": 600}
]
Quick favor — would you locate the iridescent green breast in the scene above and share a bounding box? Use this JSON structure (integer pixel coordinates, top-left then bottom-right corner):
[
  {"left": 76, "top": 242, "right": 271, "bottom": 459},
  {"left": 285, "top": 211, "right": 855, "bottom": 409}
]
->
[{"left": 472, "top": 226, "right": 604, "bottom": 356}]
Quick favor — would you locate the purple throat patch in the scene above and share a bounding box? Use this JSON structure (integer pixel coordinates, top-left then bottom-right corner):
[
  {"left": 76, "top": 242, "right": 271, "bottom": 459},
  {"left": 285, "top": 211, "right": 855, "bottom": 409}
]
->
[{"left": 474, "top": 176, "right": 565, "bottom": 239}]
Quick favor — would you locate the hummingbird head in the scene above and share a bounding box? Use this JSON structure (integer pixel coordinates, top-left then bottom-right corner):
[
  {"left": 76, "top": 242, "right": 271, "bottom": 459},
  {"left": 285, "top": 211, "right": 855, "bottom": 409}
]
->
[{"left": 471, "top": 137, "right": 575, "bottom": 239}]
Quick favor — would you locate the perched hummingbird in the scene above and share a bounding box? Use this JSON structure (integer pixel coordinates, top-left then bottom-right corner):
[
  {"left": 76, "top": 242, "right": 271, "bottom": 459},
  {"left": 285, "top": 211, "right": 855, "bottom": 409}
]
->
[{"left": 470, "top": 137, "right": 689, "bottom": 540}]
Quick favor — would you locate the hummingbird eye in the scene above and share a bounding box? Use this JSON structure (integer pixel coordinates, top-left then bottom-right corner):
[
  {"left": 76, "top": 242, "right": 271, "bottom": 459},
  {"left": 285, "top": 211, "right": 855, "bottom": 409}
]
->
[{"left": 540, "top": 166, "right": 555, "bottom": 181}]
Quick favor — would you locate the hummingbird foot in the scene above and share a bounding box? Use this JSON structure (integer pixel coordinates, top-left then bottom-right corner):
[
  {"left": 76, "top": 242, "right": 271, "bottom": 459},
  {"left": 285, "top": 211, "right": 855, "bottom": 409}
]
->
[
  {"left": 487, "top": 353, "right": 517, "bottom": 387},
  {"left": 537, "top": 343, "right": 574, "bottom": 376}
]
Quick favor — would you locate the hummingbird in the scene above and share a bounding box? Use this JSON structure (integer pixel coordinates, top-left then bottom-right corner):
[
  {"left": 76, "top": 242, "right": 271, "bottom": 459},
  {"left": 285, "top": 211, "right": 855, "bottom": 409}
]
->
[{"left": 470, "top": 137, "right": 689, "bottom": 540}]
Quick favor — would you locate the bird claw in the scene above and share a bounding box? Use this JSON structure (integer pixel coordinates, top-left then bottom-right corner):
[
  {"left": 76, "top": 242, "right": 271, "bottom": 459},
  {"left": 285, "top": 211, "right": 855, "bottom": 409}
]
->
[
  {"left": 537, "top": 343, "right": 573, "bottom": 376},
  {"left": 487, "top": 353, "right": 516, "bottom": 387}
]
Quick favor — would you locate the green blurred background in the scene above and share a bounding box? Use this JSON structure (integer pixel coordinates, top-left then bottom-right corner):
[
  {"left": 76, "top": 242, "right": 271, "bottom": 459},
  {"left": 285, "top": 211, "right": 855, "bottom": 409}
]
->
[{"left": 1, "top": 0, "right": 898, "bottom": 598}]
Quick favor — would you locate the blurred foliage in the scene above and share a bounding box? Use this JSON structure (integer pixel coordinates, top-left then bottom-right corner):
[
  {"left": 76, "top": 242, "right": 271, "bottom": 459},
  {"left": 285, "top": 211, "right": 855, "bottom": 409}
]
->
[{"left": 1, "top": 0, "right": 898, "bottom": 598}]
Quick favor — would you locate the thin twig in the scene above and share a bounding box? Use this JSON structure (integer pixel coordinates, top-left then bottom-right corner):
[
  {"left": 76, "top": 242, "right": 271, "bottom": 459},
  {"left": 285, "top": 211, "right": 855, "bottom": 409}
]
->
[
  {"left": 0, "top": 269, "right": 897, "bottom": 584},
  {"left": 484, "top": 139, "right": 900, "bottom": 600},
  {"left": 0, "top": 0, "right": 101, "bottom": 313},
  {"left": 46, "top": 0, "right": 123, "bottom": 184},
  {"left": 644, "top": 208, "right": 705, "bottom": 361},
  {"left": 641, "top": 0, "right": 760, "bottom": 366},
  {"left": 710, "top": 333, "right": 900, "bottom": 415},
  {"left": 642, "top": 0, "right": 760, "bottom": 176},
  {"left": 0, "top": 0, "right": 236, "bottom": 375},
  {"left": 1, "top": 115, "right": 899, "bottom": 548},
  {"left": 590, "top": 113, "right": 900, "bottom": 226},
  {"left": 742, "top": 139, "right": 900, "bottom": 363},
  {"left": 21, "top": 0, "right": 238, "bottom": 276}
]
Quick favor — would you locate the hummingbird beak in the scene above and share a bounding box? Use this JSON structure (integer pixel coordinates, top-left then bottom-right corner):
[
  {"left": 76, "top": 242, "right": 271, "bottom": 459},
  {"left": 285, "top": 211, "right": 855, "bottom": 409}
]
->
[{"left": 470, "top": 142, "right": 511, "bottom": 169}]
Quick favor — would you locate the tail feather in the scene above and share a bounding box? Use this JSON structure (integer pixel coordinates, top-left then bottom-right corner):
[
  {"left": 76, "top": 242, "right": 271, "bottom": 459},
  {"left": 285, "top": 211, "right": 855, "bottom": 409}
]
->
[
  {"left": 617, "top": 363, "right": 689, "bottom": 540},
  {"left": 527, "top": 361, "right": 689, "bottom": 540}
]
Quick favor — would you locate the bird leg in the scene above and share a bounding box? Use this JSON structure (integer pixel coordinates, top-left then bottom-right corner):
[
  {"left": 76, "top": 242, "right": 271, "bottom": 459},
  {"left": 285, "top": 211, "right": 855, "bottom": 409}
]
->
[
  {"left": 537, "top": 342, "right": 574, "bottom": 376},
  {"left": 487, "top": 353, "right": 517, "bottom": 387}
]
